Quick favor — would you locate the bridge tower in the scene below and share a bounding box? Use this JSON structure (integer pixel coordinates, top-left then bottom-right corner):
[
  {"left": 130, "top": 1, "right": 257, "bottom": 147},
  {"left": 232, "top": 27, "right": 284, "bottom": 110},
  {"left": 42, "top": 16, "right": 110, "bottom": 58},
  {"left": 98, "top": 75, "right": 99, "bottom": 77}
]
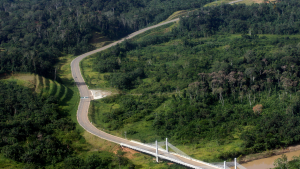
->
[
  {"left": 166, "top": 138, "right": 168, "bottom": 152},
  {"left": 156, "top": 140, "right": 158, "bottom": 162},
  {"left": 235, "top": 158, "right": 237, "bottom": 169}
]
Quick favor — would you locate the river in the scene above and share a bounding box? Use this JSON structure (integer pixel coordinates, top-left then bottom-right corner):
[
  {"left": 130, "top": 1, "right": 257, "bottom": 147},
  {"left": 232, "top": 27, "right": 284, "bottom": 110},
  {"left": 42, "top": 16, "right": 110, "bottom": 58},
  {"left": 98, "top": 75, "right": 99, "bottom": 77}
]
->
[{"left": 240, "top": 149, "right": 300, "bottom": 169}]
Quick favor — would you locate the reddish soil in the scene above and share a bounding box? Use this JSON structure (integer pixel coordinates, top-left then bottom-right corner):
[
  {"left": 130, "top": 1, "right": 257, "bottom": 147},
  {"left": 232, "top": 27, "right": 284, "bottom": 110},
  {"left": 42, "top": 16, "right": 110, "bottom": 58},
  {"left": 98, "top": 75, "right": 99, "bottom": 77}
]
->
[{"left": 113, "top": 146, "right": 140, "bottom": 160}]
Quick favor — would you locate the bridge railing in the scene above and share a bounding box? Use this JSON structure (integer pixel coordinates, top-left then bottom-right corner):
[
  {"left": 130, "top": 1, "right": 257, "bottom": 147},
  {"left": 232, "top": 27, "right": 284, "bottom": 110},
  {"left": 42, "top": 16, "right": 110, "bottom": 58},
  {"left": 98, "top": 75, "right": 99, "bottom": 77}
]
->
[
  {"left": 130, "top": 140, "right": 222, "bottom": 169},
  {"left": 120, "top": 143, "right": 205, "bottom": 169}
]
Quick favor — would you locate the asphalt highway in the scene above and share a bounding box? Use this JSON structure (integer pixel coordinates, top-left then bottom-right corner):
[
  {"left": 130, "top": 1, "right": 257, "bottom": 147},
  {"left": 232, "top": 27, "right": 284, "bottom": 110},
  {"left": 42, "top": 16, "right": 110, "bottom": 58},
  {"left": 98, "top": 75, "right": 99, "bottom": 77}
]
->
[{"left": 71, "top": 18, "right": 222, "bottom": 169}]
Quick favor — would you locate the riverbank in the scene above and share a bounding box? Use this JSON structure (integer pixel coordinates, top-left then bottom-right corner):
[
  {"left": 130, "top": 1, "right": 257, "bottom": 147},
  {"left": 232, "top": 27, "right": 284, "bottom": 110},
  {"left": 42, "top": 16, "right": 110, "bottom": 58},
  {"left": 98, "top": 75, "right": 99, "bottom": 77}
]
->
[{"left": 240, "top": 144, "right": 300, "bottom": 168}]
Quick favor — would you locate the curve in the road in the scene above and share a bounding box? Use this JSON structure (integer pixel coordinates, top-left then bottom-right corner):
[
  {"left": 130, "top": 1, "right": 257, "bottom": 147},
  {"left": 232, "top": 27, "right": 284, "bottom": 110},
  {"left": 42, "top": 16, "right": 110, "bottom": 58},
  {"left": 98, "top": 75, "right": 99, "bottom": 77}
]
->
[{"left": 71, "top": 18, "right": 222, "bottom": 169}]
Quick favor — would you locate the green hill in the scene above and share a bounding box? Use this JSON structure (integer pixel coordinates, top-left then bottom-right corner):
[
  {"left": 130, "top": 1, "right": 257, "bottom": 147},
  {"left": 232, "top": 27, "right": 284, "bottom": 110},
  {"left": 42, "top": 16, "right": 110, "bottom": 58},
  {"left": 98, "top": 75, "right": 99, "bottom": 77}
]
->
[
  {"left": 83, "top": 0, "right": 300, "bottom": 162},
  {"left": 0, "top": 73, "right": 70, "bottom": 102}
]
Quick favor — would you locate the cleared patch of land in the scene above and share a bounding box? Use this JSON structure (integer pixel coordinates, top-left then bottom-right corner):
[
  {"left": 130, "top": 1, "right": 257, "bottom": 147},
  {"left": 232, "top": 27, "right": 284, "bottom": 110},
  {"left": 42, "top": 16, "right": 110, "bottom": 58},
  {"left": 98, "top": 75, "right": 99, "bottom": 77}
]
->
[
  {"left": 0, "top": 73, "right": 35, "bottom": 89},
  {"left": 235, "top": 0, "right": 264, "bottom": 5},
  {"left": 89, "top": 31, "right": 114, "bottom": 49},
  {"left": 205, "top": 0, "right": 264, "bottom": 7},
  {"left": 161, "top": 10, "right": 189, "bottom": 22}
]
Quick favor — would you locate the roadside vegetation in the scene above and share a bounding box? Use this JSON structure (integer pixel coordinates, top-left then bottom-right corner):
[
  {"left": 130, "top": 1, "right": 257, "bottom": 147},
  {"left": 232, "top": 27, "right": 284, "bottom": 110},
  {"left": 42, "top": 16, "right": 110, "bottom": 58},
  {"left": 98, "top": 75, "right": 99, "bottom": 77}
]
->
[{"left": 83, "top": 0, "right": 300, "bottom": 162}]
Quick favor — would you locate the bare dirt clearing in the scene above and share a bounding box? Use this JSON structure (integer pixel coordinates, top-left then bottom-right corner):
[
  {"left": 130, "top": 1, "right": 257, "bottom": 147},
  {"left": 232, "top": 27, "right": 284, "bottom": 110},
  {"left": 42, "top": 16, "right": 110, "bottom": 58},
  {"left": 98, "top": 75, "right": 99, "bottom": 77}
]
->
[
  {"left": 0, "top": 73, "right": 35, "bottom": 89},
  {"left": 90, "top": 90, "right": 112, "bottom": 100}
]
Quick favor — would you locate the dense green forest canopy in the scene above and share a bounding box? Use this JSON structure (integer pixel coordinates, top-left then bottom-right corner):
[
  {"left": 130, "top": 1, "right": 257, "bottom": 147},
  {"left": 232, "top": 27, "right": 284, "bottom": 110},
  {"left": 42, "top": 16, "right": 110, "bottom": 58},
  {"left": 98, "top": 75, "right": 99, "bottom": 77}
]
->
[
  {"left": 178, "top": 0, "right": 300, "bottom": 36},
  {"left": 87, "top": 0, "right": 300, "bottom": 159},
  {"left": 0, "top": 81, "right": 139, "bottom": 168},
  {"left": 0, "top": 81, "right": 73, "bottom": 165},
  {"left": 0, "top": 0, "right": 213, "bottom": 77}
]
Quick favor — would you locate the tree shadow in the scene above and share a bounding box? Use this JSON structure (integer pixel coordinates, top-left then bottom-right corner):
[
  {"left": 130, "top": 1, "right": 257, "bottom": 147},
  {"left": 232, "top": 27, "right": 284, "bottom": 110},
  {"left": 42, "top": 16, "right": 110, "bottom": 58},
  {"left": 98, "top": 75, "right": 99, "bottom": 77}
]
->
[
  {"left": 75, "top": 82, "right": 87, "bottom": 86},
  {"left": 60, "top": 87, "right": 74, "bottom": 106}
]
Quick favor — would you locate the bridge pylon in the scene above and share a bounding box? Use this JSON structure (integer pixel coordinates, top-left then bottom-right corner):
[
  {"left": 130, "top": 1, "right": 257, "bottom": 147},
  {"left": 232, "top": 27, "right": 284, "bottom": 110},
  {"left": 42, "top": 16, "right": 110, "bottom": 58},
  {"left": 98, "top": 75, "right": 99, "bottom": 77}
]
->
[
  {"left": 235, "top": 158, "right": 237, "bottom": 169},
  {"left": 156, "top": 140, "right": 158, "bottom": 162},
  {"left": 166, "top": 138, "right": 168, "bottom": 152}
]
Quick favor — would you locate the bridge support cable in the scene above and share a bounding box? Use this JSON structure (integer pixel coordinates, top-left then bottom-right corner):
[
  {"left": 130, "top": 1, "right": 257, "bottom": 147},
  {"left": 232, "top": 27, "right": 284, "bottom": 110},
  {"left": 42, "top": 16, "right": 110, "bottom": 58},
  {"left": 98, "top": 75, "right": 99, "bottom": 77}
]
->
[
  {"left": 135, "top": 140, "right": 222, "bottom": 169},
  {"left": 120, "top": 143, "right": 206, "bottom": 169},
  {"left": 167, "top": 142, "right": 189, "bottom": 157}
]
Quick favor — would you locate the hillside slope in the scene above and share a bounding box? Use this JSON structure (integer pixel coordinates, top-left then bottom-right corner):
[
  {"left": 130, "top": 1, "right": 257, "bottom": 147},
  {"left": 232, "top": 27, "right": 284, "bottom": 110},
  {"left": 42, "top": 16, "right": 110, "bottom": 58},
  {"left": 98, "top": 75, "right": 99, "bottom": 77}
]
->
[{"left": 82, "top": 0, "right": 300, "bottom": 162}]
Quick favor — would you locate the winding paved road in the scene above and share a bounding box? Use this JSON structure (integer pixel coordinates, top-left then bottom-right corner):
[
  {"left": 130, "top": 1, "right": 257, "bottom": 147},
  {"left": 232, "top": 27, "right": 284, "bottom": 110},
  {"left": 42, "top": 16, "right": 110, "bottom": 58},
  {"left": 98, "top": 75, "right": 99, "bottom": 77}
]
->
[{"left": 70, "top": 18, "right": 222, "bottom": 169}]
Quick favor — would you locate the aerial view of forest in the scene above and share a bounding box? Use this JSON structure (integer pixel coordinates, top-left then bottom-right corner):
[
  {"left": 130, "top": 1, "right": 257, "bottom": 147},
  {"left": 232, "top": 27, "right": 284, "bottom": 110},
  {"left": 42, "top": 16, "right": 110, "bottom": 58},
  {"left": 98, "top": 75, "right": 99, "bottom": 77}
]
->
[{"left": 1, "top": 0, "right": 300, "bottom": 168}]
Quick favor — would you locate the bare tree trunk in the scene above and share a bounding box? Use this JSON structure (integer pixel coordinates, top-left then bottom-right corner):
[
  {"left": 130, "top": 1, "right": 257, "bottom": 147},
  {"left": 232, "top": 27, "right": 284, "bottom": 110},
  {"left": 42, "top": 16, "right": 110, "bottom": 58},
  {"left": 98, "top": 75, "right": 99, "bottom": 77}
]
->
[
  {"left": 248, "top": 94, "right": 252, "bottom": 106},
  {"left": 54, "top": 67, "right": 56, "bottom": 81},
  {"left": 219, "top": 92, "right": 224, "bottom": 106}
]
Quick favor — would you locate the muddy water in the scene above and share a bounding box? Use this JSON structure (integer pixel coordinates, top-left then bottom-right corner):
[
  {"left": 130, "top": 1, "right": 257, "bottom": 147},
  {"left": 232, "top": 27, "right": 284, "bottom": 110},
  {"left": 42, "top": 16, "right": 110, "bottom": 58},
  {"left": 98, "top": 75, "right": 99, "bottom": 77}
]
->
[{"left": 241, "top": 150, "right": 300, "bottom": 169}]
